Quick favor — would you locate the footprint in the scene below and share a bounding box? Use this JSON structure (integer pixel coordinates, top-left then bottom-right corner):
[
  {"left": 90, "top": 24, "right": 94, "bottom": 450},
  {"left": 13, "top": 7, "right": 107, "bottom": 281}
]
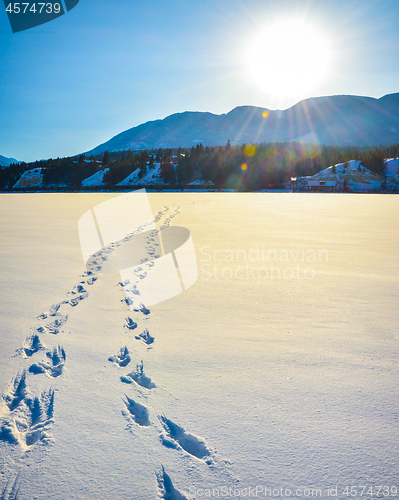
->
[
  {"left": 0, "top": 417, "right": 19, "bottom": 446},
  {"left": 135, "top": 304, "right": 150, "bottom": 315},
  {"left": 64, "top": 292, "right": 89, "bottom": 307},
  {"left": 124, "top": 317, "right": 138, "bottom": 330},
  {"left": 83, "top": 276, "right": 97, "bottom": 285},
  {"left": 67, "top": 284, "right": 87, "bottom": 296},
  {"left": 121, "top": 297, "right": 134, "bottom": 307},
  {"left": 80, "top": 272, "right": 97, "bottom": 286},
  {"left": 122, "top": 395, "right": 150, "bottom": 427},
  {"left": 121, "top": 361, "right": 155, "bottom": 389},
  {"left": 36, "top": 303, "right": 60, "bottom": 320},
  {"left": 135, "top": 328, "right": 154, "bottom": 346},
  {"left": 0, "top": 389, "right": 55, "bottom": 448},
  {"left": 0, "top": 475, "right": 20, "bottom": 500},
  {"left": 3, "top": 372, "right": 27, "bottom": 411},
  {"left": 156, "top": 466, "right": 189, "bottom": 500},
  {"left": 124, "top": 284, "right": 140, "bottom": 296},
  {"left": 14, "top": 334, "right": 45, "bottom": 358},
  {"left": 36, "top": 282, "right": 89, "bottom": 321},
  {"left": 81, "top": 270, "right": 95, "bottom": 277},
  {"left": 159, "top": 416, "right": 211, "bottom": 461},
  {"left": 108, "top": 346, "right": 131, "bottom": 367},
  {"left": 37, "top": 314, "right": 68, "bottom": 335},
  {"left": 25, "top": 389, "right": 55, "bottom": 447},
  {"left": 85, "top": 251, "right": 110, "bottom": 273},
  {"left": 28, "top": 346, "right": 66, "bottom": 378}
]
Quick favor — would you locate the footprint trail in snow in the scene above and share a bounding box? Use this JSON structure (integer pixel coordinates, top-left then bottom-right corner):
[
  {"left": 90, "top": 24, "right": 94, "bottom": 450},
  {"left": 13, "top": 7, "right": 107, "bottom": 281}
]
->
[
  {"left": 1, "top": 198, "right": 230, "bottom": 495},
  {"left": 112, "top": 202, "right": 233, "bottom": 489}
]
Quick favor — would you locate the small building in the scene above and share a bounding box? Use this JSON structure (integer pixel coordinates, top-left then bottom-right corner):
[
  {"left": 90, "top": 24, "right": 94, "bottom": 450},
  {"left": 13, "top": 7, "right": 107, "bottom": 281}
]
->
[{"left": 307, "top": 180, "right": 336, "bottom": 192}]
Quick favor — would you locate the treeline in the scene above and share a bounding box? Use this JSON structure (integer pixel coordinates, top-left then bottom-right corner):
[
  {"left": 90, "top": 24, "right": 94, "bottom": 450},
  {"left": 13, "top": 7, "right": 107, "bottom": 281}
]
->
[
  {"left": 42, "top": 156, "right": 99, "bottom": 186},
  {"left": 103, "top": 150, "right": 153, "bottom": 185},
  {"left": 172, "top": 142, "right": 394, "bottom": 189},
  {"left": 0, "top": 156, "right": 100, "bottom": 189},
  {"left": 1, "top": 142, "right": 398, "bottom": 190}
]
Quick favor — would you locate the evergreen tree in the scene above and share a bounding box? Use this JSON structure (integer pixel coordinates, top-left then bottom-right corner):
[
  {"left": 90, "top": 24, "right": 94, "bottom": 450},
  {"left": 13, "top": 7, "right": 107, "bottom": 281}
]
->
[
  {"left": 160, "top": 161, "right": 175, "bottom": 184},
  {"left": 102, "top": 151, "right": 110, "bottom": 167}
]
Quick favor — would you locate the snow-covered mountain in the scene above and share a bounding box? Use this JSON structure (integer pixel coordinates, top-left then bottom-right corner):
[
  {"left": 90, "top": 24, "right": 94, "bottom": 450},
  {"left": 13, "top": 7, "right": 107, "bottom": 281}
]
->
[
  {"left": 84, "top": 93, "right": 399, "bottom": 155},
  {"left": 0, "top": 154, "right": 20, "bottom": 166}
]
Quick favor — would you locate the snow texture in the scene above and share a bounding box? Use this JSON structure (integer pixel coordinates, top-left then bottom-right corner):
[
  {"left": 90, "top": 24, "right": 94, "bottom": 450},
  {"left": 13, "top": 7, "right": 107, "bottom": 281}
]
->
[
  {"left": 81, "top": 168, "right": 109, "bottom": 186},
  {"left": 13, "top": 168, "right": 43, "bottom": 188},
  {"left": 0, "top": 193, "right": 397, "bottom": 499}
]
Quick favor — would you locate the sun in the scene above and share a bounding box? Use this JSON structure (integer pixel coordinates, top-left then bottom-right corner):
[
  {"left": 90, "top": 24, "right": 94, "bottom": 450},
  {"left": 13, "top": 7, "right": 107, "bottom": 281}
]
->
[{"left": 247, "top": 19, "right": 332, "bottom": 100}]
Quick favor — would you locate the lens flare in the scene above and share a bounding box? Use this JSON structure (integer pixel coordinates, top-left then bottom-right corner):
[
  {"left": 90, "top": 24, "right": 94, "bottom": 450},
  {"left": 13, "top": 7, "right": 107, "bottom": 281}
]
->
[{"left": 244, "top": 144, "right": 256, "bottom": 157}]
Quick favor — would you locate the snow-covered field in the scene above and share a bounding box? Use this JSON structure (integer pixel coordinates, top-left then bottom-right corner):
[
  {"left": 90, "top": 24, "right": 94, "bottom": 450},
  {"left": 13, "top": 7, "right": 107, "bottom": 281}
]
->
[
  {"left": 13, "top": 169, "right": 44, "bottom": 189},
  {"left": 0, "top": 193, "right": 398, "bottom": 500},
  {"left": 81, "top": 168, "right": 110, "bottom": 187}
]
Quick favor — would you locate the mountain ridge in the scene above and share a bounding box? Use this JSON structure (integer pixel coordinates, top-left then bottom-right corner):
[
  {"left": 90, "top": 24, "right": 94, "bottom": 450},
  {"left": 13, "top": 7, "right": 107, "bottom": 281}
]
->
[
  {"left": 84, "top": 93, "right": 399, "bottom": 156},
  {"left": 0, "top": 154, "right": 21, "bottom": 166}
]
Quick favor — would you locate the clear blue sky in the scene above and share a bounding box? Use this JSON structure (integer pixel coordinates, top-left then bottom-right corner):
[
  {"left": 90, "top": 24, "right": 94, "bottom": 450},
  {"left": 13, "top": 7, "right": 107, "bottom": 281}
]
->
[{"left": 1, "top": 0, "right": 399, "bottom": 162}]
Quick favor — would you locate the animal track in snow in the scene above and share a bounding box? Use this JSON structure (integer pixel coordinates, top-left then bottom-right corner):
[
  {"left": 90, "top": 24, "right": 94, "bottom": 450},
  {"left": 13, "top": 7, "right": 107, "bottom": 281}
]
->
[
  {"left": 159, "top": 415, "right": 211, "bottom": 461},
  {"left": 118, "top": 279, "right": 138, "bottom": 291},
  {"left": 108, "top": 346, "right": 131, "bottom": 367},
  {"left": 122, "top": 282, "right": 140, "bottom": 295},
  {"left": 36, "top": 303, "right": 60, "bottom": 320},
  {"left": 121, "top": 297, "right": 134, "bottom": 307},
  {"left": 135, "top": 328, "right": 154, "bottom": 346},
  {"left": 67, "top": 284, "right": 87, "bottom": 296},
  {"left": 65, "top": 292, "right": 88, "bottom": 307},
  {"left": 14, "top": 334, "right": 45, "bottom": 358},
  {"left": 124, "top": 317, "right": 137, "bottom": 330},
  {"left": 134, "top": 304, "right": 150, "bottom": 315},
  {"left": 121, "top": 361, "right": 155, "bottom": 389},
  {"left": 154, "top": 206, "right": 170, "bottom": 224},
  {"left": 28, "top": 346, "right": 66, "bottom": 378},
  {"left": 122, "top": 395, "right": 150, "bottom": 427},
  {"left": 156, "top": 466, "right": 189, "bottom": 500},
  {"left": 36, "top": 281, "right": 89, "bottom": 321},
  {"left": 36, "top": 314, "right": 68, "bottom": 335},
  {"left": 0, "top": 389, "right": 55, "bottom": 448},
  {"left": 83, "top": 276, "right": 97, "bottom": 285},
  {"left": 3, "top": 372, "right": 27, "bottom": 412},
  {"left": 159, "top": 206, "right": 181, "bottom": 230},
  {"left": 1, "top": 263, "right": 102, "bottom": 458},
  {"left": 80, "top": 271, "right": 98, "bottom": 286}
]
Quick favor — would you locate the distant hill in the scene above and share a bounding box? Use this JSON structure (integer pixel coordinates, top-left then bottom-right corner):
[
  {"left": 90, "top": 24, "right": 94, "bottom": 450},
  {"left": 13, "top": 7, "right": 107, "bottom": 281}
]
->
[
  {"left": 84, "top": 93, "right": 399, "bottom": 155},
  {"left": 0, "top": 154, "right": 20, "bottom": 166}
]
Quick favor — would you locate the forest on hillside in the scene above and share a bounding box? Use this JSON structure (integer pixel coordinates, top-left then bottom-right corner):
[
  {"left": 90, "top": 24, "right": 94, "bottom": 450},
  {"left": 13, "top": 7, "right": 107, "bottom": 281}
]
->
[{"left": 1, "top": 141, "right": 397, "bottom": 190}]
